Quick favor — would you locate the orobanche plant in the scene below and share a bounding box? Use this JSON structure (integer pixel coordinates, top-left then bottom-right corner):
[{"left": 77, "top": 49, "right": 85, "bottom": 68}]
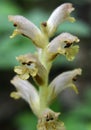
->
[{"left": 9, "top": 3, "right": 82, "bottom": 130}]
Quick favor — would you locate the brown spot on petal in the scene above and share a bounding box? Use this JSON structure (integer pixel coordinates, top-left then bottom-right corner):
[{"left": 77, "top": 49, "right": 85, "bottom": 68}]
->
[
  {"left": 22, "top": 62, "right": 26, "bottom": 65},
  {"left": 46, "top": 115, "right": 54, "bottom": 122},
  {"left": 13, "top": 23, "right": 17, "bottom": 27},
  {"left": 27, "top": 61, "right": 32, "bottom": 66},
  {"left": 22, "top": 61, "right": 32, "bottom": 66},
  {"left": 64, "top": 42, "right": 72, "bottom": 48},
  {"left": 42, "top": 22, "right": 47, "bottom": 27},
  {"left": 34, "top": 75, "right": 44, "bottom": 86},
  {"left": 72, "top": 75, "right": 79, "bottom": 81}
]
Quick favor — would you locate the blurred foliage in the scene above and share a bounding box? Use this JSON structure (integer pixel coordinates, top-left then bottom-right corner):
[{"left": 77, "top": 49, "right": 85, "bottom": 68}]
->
[
  {"left": 58, "top": 21, "right": 90, "bottom": 37},
  {"left": 64, "top": 88, "right": 91, "bottom": 130},
  {"left": 14, "top": 111, "right": 37, "bottom": 130},
  {"left": 0, "top": 0, "right": 91, "bottom": 69}
]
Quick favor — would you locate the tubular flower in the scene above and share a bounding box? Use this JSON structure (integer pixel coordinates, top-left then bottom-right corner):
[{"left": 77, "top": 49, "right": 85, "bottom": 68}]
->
[
  {"left": 47, "top": 68, "right": 82, "bottom": 104},
  {"left": 14, "top": 54, "right": 47, "bottom": 85},
  {"left": 8, "top": 15, "right": 48, "bottom": 48},
  {"left": 41, "top": 3, "right": 75, "bottom": 37},
  {"left": 47, "top": 32, "right": 80, "bottom": 61},
  {"left": 10, "top": 75, "right": 40, "bottom": 116}
]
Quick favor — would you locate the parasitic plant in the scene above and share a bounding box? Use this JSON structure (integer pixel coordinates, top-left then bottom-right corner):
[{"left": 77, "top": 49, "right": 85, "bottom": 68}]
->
[{"left": 9, "top": 3, "right": 82, "bottom": 130}]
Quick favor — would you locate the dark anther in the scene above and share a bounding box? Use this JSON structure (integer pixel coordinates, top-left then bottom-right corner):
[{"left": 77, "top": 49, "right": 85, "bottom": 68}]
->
[
  {"left": 22, "top": 62, "right": 26, "bottom": 65},
  {"left": 46, "top": 115, "right": 54, "bottom": 122},
  {"left": 13, "top": 23, "right": 17, "bottom": 27},
  {"left": 72, "top": 75, "right": 79, "bottom": 81},
  {"left": 50, "top": 117, "right": 54, "bottom": 120},
  {"left": 42, "top": 22, "right": 47, "bottom": 27},
  {"left": 46, "top": 118, "right": 50, "bottom": 122},
  {"left": 64, "top": 42, "right": 72, "bottom": 48},
  {"left": 27, "top": 61, "right": 32, "bottom": 66},
  {"left": 46, "top": 115, "right": 50, "bottom": 122}
]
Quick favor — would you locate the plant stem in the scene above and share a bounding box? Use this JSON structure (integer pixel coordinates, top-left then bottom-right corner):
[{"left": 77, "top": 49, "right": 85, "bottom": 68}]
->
[{"left": 38, "top": 47, "right": 51, "bottom": 114}]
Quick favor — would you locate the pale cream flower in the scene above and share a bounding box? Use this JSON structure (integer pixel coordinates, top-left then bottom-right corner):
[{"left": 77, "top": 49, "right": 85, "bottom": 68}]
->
[
  {"left": 41, "top": 3, "right": 75, "bottom": 37},
  {"left": 47, "top": 32, "right": 79, "bottom": 61},
  {"left": 14, "top": 53, "right": 47, "bottom": 85},
  {"left": 10, "top": 75, "right": 40, "bottom": 116},
  {"left": 8, "top": 15, "right": 48, "bottom": 48},
  {"left": 47, "top": 68, "right": 82, "bottom": 104}
]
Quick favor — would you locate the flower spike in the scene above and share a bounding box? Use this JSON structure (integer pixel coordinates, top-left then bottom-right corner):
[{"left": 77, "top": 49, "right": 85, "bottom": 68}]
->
[
  {"left": 10, "top": 75, "right": 40, "bottom": 116},
  {"left": 8, "top": 15, "right": 47, "bottom": 48},
  {"left": 9, "top": 3, "right": 82, "bottom": 130}
]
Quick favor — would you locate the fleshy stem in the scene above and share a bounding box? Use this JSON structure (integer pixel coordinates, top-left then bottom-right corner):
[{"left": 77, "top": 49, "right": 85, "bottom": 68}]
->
[{"left": 38, "top": 47, "right": 52, "bottom": 114}]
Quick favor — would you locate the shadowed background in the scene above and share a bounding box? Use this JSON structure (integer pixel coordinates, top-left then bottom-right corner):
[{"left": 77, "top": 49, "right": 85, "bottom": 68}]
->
[{"left": 0, "top": 0, "right": 91, "bottom": 130}]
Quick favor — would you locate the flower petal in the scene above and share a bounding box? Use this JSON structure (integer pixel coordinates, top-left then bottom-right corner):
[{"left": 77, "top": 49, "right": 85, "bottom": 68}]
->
[
  {"left": 46, "top": 3, "right": 75, "bottom": 37},
  {"left": 8, "top": 15, "right": 47, "bottom": 48},
  {"left": 37, "top": 108, "right": 65, "bottom": 130},
  {"left": 47, "top": 32, "right": 79, "bottom": 61},
  {"left": 65, "top": 45, "right": 79, "bottom": 61},
  {"left": 14, "top": 53, "right": 47, "bottom": 85},
  {"left": 47, "top": 68, "right": 82, "bottom": 104},
  {"left": 10, "top": 75, "right": 40, "bottom": 116}
]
